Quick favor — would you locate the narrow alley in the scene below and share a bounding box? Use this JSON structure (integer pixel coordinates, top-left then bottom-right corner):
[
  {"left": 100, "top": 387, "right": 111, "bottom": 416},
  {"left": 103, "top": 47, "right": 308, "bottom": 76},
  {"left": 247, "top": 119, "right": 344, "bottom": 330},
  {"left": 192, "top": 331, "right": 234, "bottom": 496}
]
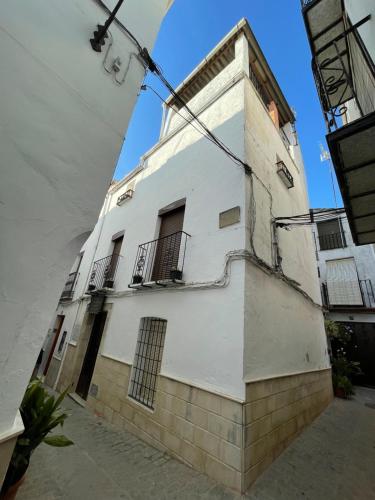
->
[{"left": 18, "top": 388, "right": 375, "bottom": 500}]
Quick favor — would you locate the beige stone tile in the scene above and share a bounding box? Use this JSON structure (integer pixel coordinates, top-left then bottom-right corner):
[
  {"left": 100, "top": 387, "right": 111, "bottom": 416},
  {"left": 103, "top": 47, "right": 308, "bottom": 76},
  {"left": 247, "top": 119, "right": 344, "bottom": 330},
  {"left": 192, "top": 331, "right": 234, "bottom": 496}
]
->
[
  {"left": 271, "top": 404, "right": 294, "bottom": 429},
  {"left": 163, "top": 430, "right": 181, "bottom": 455},
  {"left": 191, "top": 388, "right": 222, "bottom": 415},
  {"left": 220, "top": 398, "right": 243, "bottom": 424},
  {"left": 185, "top": 403, "right": 209, "bottom": 429},
  {"left": 120, "top": 401, "right": 134, "bottom": 421},
  {"left": 179, "top": 440, "right": 206, "bottom": 470},
  {"left": 219, "top": 440, "right": 241, "bottom": 471},
  {"left": 112, "top": 411, "right": 124, "bottom": 429},
  {"left": 204, "top": 455, "right": 241, "bottom": 492},
  {"left": 207, "top": 412, "right": 242, "bottom": 447},
  {"left": 194, "top": 427, "right": 220, "bottom": 457},
  {"left": 244, "top": 414, "right": 272, "bottom": 447},
  {"left": 103, "top": 405, "right": 114, "bottom": 423},
  {"left": 246, "top": 396, "right": 275, "bottom": 424},
  {"left": 174, "top": 415, "right": 195, "bottom": 443},
  {"left": 246, "top": 380, "right": 274, "bottom": 402}
]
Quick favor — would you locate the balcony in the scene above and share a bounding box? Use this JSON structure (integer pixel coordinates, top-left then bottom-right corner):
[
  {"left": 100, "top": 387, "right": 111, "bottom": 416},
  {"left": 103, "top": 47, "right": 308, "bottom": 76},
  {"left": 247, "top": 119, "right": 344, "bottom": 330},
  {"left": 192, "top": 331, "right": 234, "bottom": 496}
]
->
[
  {"left": 301, "top": 0, "right": 375, "bottom": 245},
  {"left": 129, "top": 231, "right": 190, "bottom": 288},
  {"left": 60, "top": 272, "right": 79, "bottom": 301},
  {"left": 321, "top": 279, "right": 375, "bottom": 309},
  {"left": 276, "top": 160, "right": 294, "bottom": 189},
  {"left": 87, "top": 254, "right": 121, "bottom": 292},
  {"left": 318, "top": 231, "right": 346, "bottom": 251}
]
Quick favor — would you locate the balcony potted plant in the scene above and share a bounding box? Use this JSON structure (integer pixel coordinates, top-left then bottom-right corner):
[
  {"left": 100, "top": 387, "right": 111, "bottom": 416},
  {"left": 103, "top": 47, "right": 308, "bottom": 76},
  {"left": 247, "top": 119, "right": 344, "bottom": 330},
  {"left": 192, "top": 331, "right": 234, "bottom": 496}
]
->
[
  {"left": 0, "top": 380, "right": 73, "bottom": 499},
  {"left": 132, "top": 274, "right": 143, "bottom": 284},
  {"left": 170, "top": 267, "right": 182, "bottom": 280}
]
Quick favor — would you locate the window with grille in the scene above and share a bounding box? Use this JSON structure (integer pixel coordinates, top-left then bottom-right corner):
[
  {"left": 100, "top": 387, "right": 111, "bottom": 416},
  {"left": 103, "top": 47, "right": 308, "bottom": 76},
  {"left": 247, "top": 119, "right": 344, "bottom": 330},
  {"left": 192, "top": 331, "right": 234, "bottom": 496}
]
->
[{"left": 128, "top": 318, "right": 167, "bottom": 409}]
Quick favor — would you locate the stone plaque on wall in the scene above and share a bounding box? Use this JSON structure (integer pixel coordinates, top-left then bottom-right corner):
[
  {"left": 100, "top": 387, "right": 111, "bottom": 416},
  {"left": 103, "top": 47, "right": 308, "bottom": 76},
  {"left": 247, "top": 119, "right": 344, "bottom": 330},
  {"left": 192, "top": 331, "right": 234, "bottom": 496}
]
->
[{"left": 219, "top": 206, "right": 240, "bottom": 228}]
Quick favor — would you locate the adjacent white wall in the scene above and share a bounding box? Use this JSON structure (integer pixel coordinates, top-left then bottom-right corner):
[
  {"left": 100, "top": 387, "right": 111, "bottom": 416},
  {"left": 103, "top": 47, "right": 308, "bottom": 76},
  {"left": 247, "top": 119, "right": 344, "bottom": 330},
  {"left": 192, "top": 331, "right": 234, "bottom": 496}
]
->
[
  {"left": 243, "top": 72, "right": 329, "bottom": 381},
  {"left": 0, "top": 0, "right": 172, "bottom": 446}
]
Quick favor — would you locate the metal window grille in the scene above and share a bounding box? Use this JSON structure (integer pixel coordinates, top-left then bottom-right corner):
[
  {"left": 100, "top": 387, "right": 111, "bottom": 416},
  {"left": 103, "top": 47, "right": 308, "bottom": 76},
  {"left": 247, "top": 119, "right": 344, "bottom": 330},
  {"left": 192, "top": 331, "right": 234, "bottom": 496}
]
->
[{"left": 128, "top": 318, "right": 167, "bottom": 409}]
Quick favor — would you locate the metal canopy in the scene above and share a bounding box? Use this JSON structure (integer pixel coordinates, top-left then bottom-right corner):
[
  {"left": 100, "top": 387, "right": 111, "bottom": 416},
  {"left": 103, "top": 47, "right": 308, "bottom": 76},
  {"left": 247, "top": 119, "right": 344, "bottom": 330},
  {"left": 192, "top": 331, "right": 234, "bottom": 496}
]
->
[{"left": 327, "top": 111, "right": 375, "bottom": 245}]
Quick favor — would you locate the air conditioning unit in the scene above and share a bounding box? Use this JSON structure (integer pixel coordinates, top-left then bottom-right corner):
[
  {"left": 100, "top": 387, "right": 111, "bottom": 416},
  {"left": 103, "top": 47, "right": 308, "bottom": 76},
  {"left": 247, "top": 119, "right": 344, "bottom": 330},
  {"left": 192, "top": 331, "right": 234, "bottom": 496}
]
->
[{"left": 117, "top": 189, "right": 134, "bottom": 206}]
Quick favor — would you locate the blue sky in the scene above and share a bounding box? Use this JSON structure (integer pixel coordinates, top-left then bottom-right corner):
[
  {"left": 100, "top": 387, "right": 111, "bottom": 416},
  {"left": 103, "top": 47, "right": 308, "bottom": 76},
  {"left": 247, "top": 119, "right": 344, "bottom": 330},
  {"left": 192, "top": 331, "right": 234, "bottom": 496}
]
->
[{"left": 114, "top": 0, "right": 342, "bottom": 208}]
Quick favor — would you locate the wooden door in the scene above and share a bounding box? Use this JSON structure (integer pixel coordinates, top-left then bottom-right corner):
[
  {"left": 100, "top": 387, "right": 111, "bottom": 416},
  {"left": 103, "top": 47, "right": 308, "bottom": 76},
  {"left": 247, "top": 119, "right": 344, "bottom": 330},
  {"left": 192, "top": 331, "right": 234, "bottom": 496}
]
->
[
  {"left": 43, "top": 315, "right": 65, "bottom": 376},
  {"left": 152, "top": 206, "right": 185, "bottom": 281},
  {"left": 105, "top": 236, "right": 123, "bottom": 286},
  {"left": 76, "top": 311, "right": 107, "bottom": 400}
]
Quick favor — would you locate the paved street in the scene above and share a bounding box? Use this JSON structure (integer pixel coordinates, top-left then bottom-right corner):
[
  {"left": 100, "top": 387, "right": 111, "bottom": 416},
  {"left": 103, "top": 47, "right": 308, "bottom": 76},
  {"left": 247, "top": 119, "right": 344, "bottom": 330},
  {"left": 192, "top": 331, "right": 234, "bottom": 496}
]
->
[{"left": 18, "top": 387, "right": 375, "bottom": 500}]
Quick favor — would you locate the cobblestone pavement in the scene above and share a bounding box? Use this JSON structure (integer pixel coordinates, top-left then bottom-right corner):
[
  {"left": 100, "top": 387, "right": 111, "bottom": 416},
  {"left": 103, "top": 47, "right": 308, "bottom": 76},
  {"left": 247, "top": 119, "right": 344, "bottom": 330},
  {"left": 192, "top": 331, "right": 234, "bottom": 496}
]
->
[{"left": 18, "top": 387, "right": 375, "bottom": 500}]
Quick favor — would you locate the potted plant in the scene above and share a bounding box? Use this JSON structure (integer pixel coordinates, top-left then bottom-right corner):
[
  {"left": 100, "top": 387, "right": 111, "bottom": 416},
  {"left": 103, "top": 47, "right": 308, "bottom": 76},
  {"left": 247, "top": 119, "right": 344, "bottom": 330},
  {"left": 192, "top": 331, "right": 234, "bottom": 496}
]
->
[
  {"left": 132, "top": 274, "right": 143, "bottom": 284},
  {"left": 170, "top": 267, "right": 182, "bottom": 280},
  {"left": 332, "top": 374, "right": 354, "bottom": 399},
  {"left": 103, "top": 279, "right": 114, "bottom": 288},
  {"left": 0, "top": 380, "right": 73, "bottom": 499}
]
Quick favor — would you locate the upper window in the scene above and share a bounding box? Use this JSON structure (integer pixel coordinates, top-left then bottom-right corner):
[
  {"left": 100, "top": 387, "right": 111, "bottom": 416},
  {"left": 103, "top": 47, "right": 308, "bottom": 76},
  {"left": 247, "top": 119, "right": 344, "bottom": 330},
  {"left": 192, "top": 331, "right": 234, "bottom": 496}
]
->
[
  {"left": 317, "top": 219, "right": 346, "bottom": 250},
  {"left": 128, "top": 318, "right": 167, "bottom": 409}
]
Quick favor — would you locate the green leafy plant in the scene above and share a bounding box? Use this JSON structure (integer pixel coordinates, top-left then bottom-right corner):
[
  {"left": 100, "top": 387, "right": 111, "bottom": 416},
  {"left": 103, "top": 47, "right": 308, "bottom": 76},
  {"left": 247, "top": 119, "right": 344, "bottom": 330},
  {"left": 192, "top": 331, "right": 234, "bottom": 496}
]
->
[
  {"left": 325, "top": 320, "right": 361, "bottom": 399},
  {"left": 1, "top": 380, "right": 73, "bottom": 495},
  {"left": 332, "top": 374, "right": 354, "bottom": 398}
]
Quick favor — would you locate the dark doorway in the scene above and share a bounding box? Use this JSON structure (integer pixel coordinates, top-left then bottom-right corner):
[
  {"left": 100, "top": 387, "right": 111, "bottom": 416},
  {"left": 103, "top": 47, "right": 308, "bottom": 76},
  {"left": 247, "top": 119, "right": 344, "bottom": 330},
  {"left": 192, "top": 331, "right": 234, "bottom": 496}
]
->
[
  {"left": 76, "top": 311, "right": 107, "bottom": 400},
  {"left": 43, "top": 315, "right": 65, "bottom": 376},
  {"left": 152, "top": 206, "right": 185, "bottom": 280},
  {"left": 345, "top": 322, "right": 375, "bottom": 387}
]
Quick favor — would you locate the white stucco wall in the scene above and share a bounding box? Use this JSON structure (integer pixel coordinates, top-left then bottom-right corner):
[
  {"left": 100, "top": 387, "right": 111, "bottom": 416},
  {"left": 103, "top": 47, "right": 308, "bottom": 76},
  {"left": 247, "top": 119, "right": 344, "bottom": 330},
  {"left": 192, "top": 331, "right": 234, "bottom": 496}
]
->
[
  {"left": 243, "top": 74, "right": 329, "bottom": 381},
  {"left": 345, "top": 0, "right": 375, "bottom": 61},
  {"left": 0, "top": 0, "right": 171, "bottom": 437},
  {"left": 54, "top": 66, "right": 248, "bottom": 399},
  {"left": 49, "top": 25, "right": 329, "bottom": 403}
]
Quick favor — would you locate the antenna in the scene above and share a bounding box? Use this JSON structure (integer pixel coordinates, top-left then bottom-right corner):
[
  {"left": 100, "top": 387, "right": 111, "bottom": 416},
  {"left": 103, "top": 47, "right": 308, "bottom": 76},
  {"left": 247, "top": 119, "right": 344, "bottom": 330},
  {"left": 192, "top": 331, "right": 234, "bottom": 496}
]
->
[{"left": 319, "top": 143, "right": 338, "bottom": 208}]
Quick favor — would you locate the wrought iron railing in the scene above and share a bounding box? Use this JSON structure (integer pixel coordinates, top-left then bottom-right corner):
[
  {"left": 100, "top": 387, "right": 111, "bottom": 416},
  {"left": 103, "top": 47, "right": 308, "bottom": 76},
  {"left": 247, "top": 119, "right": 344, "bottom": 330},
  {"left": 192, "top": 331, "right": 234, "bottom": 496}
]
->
[
  {"left": 87, "top": 254, "right": 121, "bottom": 291},
  {"left": 60, "top": 271, "right": 79, "bottom": 301},
  {"left": 322, "top": 279, "right": 375, "bottom": 308},
  {"left": 300, "top": 0, "right": 315, "bottom": 8},
  {"left": 130, "top": 231, "right": 190, "bottom": 286},
  {"left": 276, "top": 160, "right": 294, "bottom": 188},
  {"left": 303, "top": 2, "right": 375, "bottom": 132},
  {"left": 318, "top": 232, "right": 346, "bottom": 250},
  {"left": 360, "top": 279, "right": 375, "bottom": 308}
]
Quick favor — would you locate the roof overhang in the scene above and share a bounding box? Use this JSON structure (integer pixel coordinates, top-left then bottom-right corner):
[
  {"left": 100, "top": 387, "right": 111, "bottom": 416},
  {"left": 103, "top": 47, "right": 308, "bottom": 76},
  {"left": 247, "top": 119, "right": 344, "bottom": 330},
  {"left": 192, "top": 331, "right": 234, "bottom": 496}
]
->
[
  {"left": 327, "top": 110, "right": 375, "bottom": 245},
  {"left": 166, "top": 18, "right": 295, "bottom": 125}
]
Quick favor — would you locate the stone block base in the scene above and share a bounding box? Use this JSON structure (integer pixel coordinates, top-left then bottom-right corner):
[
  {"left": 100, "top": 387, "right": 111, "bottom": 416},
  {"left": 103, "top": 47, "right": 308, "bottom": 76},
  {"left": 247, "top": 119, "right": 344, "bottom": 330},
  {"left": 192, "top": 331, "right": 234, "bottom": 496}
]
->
[
  {"left": 58, "top": 351, "right": 332, "bottom": 493},
  {"left": 0, "top": 412, "right": 24, "bottom": 489},
  {"left": 243, "top": 368, "right": 333, "bottom": 490}
]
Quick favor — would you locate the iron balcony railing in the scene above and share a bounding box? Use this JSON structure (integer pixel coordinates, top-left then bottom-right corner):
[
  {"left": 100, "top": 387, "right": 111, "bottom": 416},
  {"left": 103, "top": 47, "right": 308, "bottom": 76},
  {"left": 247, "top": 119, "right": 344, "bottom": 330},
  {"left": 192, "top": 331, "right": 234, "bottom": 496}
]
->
[
  {"left": 60, "top": 271, "right": 79, "bottom": 301},
  {"left": 276, "top": 160, "right": 294, "bottom": 188},
  {"left": 300, "top": 0, "right": 315, "bottom": 8},
  {"left": 321, "top": 279, "right": 375, "bottom": 308},
  {"left": 130, "top": 231, "right": 190, "bottom": 286},
  {"left": 318, "top": 232, "right": 346, "bottom": 251},
  {"left": 87, "top": 254, "right": 121, "bottom": 291},
  {"left": 360, "top": 279, "right": 375, "bottom": 308}
]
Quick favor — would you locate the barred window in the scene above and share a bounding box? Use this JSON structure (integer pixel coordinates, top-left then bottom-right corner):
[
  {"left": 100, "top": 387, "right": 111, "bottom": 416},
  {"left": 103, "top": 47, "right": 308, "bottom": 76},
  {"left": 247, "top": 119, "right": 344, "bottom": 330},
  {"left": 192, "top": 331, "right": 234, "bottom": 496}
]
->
[{"left": 128, "top": 318, "right": 167, "bottom": 409}]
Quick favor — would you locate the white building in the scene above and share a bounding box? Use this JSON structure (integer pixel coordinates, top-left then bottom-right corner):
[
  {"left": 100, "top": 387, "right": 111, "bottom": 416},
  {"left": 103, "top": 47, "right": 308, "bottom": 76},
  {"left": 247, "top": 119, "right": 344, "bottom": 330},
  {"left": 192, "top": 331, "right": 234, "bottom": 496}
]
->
[
  {"left": 302, "top": 0, "right": 375, "bottom": 245},
  {"left": 0, "top": 0, "right": 173, "bottom": 487},
  {"left": 312, "top": 213, "right": 375, "bottom": 385},
  {"left": 43, "top": 20, "right": 331, "bottom": 493}
]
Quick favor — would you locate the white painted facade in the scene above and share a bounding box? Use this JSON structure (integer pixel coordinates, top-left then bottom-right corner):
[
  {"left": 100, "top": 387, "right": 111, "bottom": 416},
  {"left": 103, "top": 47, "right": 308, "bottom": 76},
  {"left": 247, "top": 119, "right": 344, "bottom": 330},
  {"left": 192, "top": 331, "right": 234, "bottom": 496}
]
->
[
  {"left": 0, "top": 0, "right": 172, "bottom": 486},
  {"left": 46, "top": 20, "right": 330, "bottom": 408}
]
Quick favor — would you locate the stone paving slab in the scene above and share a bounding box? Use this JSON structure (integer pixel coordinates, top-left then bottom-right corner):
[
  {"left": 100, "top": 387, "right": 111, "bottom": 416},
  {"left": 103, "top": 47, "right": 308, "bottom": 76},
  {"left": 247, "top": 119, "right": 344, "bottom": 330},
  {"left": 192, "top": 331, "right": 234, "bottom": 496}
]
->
[{"left": 17, "top": 387, "right": 375, "bottom": 499}]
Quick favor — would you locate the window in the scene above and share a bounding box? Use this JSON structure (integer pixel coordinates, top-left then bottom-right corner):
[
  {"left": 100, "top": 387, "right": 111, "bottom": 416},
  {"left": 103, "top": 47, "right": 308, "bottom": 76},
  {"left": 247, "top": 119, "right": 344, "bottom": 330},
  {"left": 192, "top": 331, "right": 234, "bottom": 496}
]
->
[
  {"left": 326, "top": 258, "right": 363, "bottom": 306},
  {"left": 129, "top": 318, "right": 167, "bottom": 409},
  {"left": 317, "top": 218, "right": 346, "bottom": 250}
]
